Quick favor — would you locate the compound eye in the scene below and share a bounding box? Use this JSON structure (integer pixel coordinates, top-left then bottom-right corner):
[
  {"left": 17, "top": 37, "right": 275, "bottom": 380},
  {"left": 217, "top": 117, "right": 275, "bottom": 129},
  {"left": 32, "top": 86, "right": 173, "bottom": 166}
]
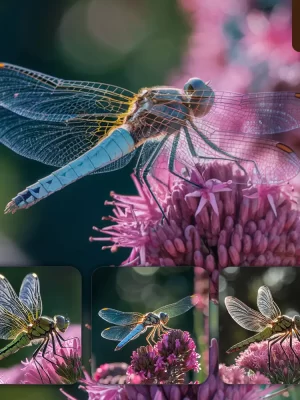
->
[{"left": 184, "top": 78, "right": 207, "bottom": 95}]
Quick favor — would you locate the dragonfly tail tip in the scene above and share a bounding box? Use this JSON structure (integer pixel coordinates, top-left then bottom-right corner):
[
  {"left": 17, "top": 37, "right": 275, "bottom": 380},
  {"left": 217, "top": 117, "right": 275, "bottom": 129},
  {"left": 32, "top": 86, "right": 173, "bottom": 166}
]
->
[{"left": 4, "top": 200, "right": 18, "bottom": 214}]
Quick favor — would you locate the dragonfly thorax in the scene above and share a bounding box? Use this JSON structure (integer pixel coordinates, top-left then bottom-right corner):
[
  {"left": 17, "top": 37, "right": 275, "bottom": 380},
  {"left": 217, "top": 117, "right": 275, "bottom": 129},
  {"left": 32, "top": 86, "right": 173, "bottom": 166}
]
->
[
  {"left": 125, "top": 87, "right": 189, "bottom": 146},
  {"left": 54, "top": 315, "right": 70, "bottom": 332},
  {"left": 144, "top": 312, "right": 161, "bottom": 326}
]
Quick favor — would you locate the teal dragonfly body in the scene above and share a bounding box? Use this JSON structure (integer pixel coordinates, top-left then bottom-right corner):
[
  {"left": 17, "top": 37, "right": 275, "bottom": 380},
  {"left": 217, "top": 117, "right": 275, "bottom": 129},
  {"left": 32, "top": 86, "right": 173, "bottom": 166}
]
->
[
  {"left": 99, "top": 295, "right": 199, "bottom": 350},
  {"left": 1, "top": 63, "right": 300, "bottom": 213}
]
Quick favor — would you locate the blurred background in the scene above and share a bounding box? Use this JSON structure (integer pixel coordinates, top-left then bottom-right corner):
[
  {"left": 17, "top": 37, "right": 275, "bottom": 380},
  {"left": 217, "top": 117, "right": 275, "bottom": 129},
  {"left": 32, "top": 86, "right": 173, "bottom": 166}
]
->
[
  {"left": 0, "top": 0, "right": 299, "bottom": 398},
  {"left": 92, "top": 266, "right": 208, "bottom": 383},
  {"left": 219, "top": 267, "right": 300, "bottom": 365}
]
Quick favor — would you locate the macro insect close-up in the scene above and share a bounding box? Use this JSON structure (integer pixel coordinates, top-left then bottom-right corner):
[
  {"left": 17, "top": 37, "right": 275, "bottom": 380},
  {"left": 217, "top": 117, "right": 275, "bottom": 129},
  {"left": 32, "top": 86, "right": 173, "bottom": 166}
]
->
[{"left": 1, "top": 1, "right": 300, "bottom": 400}]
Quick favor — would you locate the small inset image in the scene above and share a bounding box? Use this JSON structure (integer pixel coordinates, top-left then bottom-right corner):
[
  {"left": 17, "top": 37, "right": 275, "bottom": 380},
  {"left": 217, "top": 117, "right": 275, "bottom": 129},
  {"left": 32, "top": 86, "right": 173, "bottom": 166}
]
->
[
  {"left": 219, "top": 267, "right": 300, "bottom": 385},
  {"left": 92, "top": 266, "right": 208, "bottom": 384},
  {"left": 0, "top": 266, "right": 82, "bottom": 385}
]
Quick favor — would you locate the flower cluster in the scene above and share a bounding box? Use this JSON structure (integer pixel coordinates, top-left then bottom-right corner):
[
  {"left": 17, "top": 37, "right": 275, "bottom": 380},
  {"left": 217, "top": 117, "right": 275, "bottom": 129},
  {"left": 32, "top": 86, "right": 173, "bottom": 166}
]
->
[
  {"left": 234, "top": 339, "right": 300, "bottom": 384},
  {"left": 127, "top": 329, "right": 200, "bottom": 384},
  {"left": 61, "top": 338, "right": 283, "bottom": 400},
  {"left": 91, "top": 162, "right": 300, "bottom": 302}
]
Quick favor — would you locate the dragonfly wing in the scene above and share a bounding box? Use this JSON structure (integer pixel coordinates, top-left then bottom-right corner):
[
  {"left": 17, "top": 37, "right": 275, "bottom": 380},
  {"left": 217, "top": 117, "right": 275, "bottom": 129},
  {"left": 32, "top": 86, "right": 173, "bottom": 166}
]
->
[
  {"left": 257, "top": 286, "right": 281, "bottom": 320},
  {"left": 98, "top": 308, "right": 143, "bottom": 326},
  {"left": 0, "top": 274, "right": 34, "bottom": 325},
  {"left": 0, "top": 107, "right": 126, "bottom": 167},
  {"left": 0, "top": 305, "right": 28, "bottom": 340},
  {"left": 0, "top": 63, "right": 134, "bottom": 121},
  {"left": 19, "top": 273, "right": 42, "bottom": 319},
  {"left": 186, "top": 123, "right": 300, "bottom": 185},
  {"left": 101, "top": 325, "right": 136, "bottom": 341},
  {"left": 201, "top": 91, "right": 300, "bottom": 135},
  {"left": 153, "top": 295, "right": 199, "bottom": 319},
  {"left": 225, "top": 296, "right": 273, "bottom": 332}
]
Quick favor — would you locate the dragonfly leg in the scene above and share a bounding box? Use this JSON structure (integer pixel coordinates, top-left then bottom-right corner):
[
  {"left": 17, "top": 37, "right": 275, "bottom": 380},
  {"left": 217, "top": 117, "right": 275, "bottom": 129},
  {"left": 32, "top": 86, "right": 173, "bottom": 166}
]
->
[
  {"left": 289, "top": 330, "right": 300, "bottom": 367},
  {"left": 188, "top": 122, "right": 260, "bottom": 181},
  {"left": 32, "top": 336, "right": 53, "bottom": 384},
  {"left": 55, "top": 331, "right": 78, "bottom": 350},
  {"left": 146, "top": 327, "right": 158, "bottom": 346},
  {"left": 268, "top": 333, "right": 289, "bottom": 371},
  {"left": 140, "top": 136, "right": 170, "bottom": 222}
]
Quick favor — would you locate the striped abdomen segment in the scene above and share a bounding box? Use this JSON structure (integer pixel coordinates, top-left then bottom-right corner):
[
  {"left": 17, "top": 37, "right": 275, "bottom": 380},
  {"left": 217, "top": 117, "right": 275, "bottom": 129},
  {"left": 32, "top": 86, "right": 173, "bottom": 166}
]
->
[
  {"left": 0, "top": 332, "right": 30, "bottom": 360},
  {"left": 226, "top": 326, "right": 273, "bottom": 353},
  {"left": 5, "top": 127, "right": 135, "bottom": 213}
]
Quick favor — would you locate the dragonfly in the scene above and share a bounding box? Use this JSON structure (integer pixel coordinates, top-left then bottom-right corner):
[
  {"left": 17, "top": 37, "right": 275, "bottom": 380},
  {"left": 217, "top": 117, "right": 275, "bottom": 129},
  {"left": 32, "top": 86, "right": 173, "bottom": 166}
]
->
[
  {"left": 0, "top": 272, "right": 71, "bottom": 383},
  {"left": 225, "top": 285, "right": 300, "bottom": 369},
  {"left": 98, "top": 295, "right": 199, "bottom": 350},
  {"left": 1, "top": 63, "right": 300, "bottom": 214}
]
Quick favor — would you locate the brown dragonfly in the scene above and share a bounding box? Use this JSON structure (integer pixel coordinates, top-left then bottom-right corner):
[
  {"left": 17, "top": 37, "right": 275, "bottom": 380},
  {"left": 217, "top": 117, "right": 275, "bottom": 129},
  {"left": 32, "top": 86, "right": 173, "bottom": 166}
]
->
[{"left": 225, "top": 285, "right": 300, "bottom": 368}]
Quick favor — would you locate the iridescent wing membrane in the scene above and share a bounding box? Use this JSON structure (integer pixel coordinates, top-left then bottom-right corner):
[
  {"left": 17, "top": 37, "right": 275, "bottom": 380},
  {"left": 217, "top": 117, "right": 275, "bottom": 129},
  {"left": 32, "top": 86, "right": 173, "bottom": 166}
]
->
[
  {"left": 99, "top": 308, "right": 144, "bottom": 342},
  {"left": 0, "top": 273, "right": 41, "bottom": 340},
  {"left": 99, "top": 295, "right": 197, "bottom": 342},
  {"left": 0, "top": 63, "right": 136, "bottom": 171},
  {"left": 225, "top": 286, "right": 281, "bottom": 333}
]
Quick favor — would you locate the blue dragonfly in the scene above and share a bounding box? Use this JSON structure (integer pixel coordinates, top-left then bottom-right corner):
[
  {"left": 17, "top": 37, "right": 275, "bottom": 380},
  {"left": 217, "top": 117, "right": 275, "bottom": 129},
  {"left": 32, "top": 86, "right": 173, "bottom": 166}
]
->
[
  {"left": 98, "top": 295, "right": 199, "bottom": 350},
  {"left": 1, "top": 62, "right": 300, "bottom": 214}
]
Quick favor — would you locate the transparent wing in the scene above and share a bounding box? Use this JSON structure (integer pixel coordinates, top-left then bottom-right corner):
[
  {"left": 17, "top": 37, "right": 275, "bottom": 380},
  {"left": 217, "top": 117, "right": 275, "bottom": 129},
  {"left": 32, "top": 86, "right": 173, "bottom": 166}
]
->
[
  {"left": 0, "top": 107, "right": 132, "bottom": 168},
  {"left": 101, "top": 325, "right": 136, "bottom": 341},
  {"left": 153, "top": 295, "right": 199, "bottom": 319},
  {"left": 98, "top": 308, "right": 143, "bottom": 326},
  {"left": 225, "top": 296, "right": 273, "bottom": 332},
  {"left": 0, "top": 63, "right": 134, "bottom": 121},
  {"left": 0, "top": 305, "right": 28, "bottom": 340},
  {"left": 19, "top": 273, "right": 42, "bottom": 320},
  {"left": 201, "top": 91, "right": 300, "bottom": 135},
  {"left": 0, "top": 274, "right": 34, "bottom": 324},
  {"left": 257, "top": 286, "right": 281, "bottom": 320}
]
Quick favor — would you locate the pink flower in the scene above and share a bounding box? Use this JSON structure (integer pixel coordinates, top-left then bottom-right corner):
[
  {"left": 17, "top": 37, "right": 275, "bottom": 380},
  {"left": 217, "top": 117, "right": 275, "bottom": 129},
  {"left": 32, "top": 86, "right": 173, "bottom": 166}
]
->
[
  {"left": 22, "top": 336, "right": 82, "bottom": 385},
  {"left": 91, "top": 162, "right": 300, "bottom": 302},
  {"left": 219, "top": 364, "right": 270, "bottom": 384},
  {"left": 235, "top": 339, "right": 300, "bottom": 384},
  {"left": 21, "top": 324, "right": 82, "bottom": 384},
  {"left": 127, "top": 330, "right": 200, "bottom": 384},
  {"left": 61, "top": 339, "right": 283, "bottom": 400}
]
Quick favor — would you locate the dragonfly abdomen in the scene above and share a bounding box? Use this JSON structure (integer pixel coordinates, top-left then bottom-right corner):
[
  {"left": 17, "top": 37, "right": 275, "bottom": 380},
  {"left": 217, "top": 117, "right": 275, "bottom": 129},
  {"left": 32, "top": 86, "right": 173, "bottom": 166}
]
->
[
  {"left": 115, "top": 323, "right": 146, "bottom": 351},
  {"left": 0, "top": 332, "right": 30, "bottom": 360},
  {"left": 226, "top": 326, "right": 273, "bottom": 353},
  {"left": 4, "top": 127, "right": 135, "bottom": 213}
]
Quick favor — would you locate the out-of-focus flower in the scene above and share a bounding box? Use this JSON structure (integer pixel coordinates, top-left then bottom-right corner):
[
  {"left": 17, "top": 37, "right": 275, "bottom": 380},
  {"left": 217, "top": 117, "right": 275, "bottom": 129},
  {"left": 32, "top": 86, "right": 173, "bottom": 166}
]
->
[
  {"left": 127, "top": 330, "right": 200, "bottom": 384},
  {"left": 22, "top": 335, "right": 82, "bottom": 384},
  {"left": 235, "top": 339, "right": 300, "bottom": 384},
  {"left": 94, "top": 362, "right": 128, "bottom": 384},
  {"left": 171, "top": 0, "right": 300, "bottom": 92},
  {"left": 219, "top": 364, "right": 270, "bottom": 384},
  {"left": 91, "top": 162, "right": 300, "bottom": 301}
]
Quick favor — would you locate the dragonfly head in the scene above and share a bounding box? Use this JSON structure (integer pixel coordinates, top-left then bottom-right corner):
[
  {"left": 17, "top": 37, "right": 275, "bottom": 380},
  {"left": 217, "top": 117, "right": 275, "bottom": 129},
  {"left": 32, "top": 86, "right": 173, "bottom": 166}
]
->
[
  {"left": 294, "top": 315, "right": 300, "bottom": 330},
  {"left": 183, "top": 78, "right": 215, "bottom": 117},
  {"left": 54, "top": 315, "right": 70, "bottom": 332},
  {"left": 159, "top": 312, "right": 169, "bottom": 325}
]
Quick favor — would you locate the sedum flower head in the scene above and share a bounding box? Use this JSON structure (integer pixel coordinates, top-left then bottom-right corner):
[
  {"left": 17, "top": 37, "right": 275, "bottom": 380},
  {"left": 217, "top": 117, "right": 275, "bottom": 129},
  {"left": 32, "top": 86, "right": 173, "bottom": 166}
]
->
[{"left": 127, "top": 329, "right": 200, "bottom": 384}]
